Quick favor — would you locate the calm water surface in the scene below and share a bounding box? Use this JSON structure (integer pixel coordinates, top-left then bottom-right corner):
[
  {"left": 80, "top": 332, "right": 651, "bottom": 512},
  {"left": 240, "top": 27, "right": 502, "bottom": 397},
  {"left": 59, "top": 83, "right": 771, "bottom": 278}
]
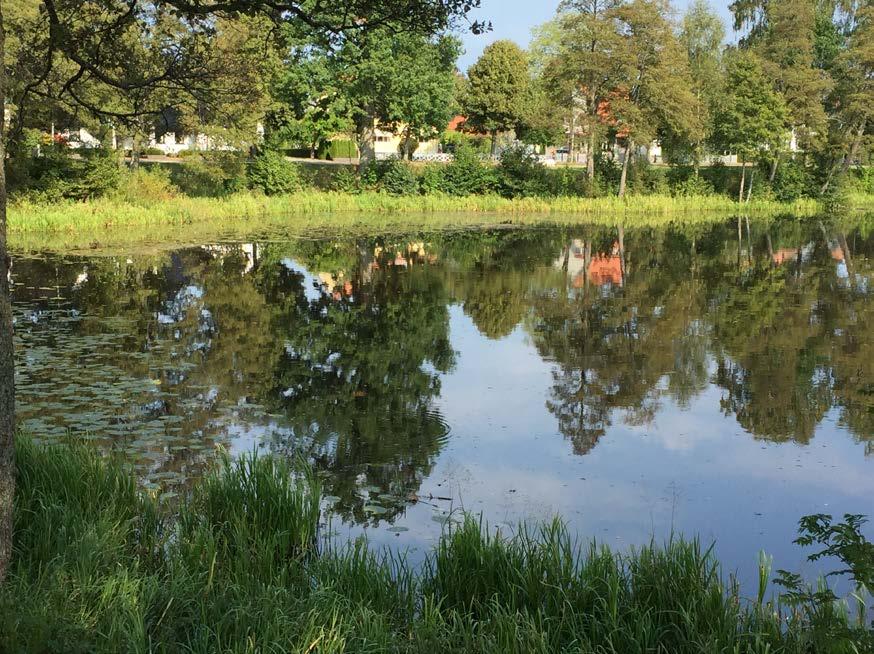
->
[{"left": 11, "top": 218, "right": 874, "bottom": 586}]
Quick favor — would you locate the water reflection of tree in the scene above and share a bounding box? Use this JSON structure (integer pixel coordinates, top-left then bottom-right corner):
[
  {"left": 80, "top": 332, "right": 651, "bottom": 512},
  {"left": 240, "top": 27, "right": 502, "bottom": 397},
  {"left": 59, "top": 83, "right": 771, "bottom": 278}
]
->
[
  {"left": 528, "top": 226, "right": 711, "bottom": 454},
  {"left": 260, "top": 242, "right": 456, "bottom": 524},
  {"left": 12, "top": 221, "right": 874, "bottom": 515}
]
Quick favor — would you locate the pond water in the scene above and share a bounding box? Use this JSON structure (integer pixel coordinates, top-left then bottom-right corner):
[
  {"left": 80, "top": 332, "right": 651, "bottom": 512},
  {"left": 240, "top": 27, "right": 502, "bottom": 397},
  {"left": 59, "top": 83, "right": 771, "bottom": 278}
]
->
[{"left": 10, "top": 217, "right": 874, "bottom": 587}]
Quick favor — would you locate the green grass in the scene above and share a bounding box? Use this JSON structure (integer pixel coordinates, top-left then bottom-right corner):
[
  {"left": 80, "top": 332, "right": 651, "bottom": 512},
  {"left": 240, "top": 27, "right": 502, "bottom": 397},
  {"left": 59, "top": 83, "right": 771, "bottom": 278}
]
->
[
  {"left": 8, "top": 190, "right": 830, "bottom": 235},
  {"left": 2, "top": 437, "right": 870, "bottom": 653},
  {"left": 9, "top": 189, "right": 857, "bottom": 253}
]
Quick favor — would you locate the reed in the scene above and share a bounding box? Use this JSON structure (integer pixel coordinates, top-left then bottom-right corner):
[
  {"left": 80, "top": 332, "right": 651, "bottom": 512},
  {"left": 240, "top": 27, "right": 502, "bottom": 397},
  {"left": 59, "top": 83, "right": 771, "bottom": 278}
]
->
[
  {"left": 1, "top": 437, "right": 870, "bottom": 653},
  {"left": 7, "top": 190, "right": 836, "bottom": 239}
]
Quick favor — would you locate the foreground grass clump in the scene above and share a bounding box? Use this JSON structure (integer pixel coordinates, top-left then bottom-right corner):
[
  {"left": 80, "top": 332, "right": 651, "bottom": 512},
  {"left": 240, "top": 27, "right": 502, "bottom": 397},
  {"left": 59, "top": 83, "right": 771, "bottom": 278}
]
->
[{"left": 1, "top": 438, "right": 870, "bottom": 653}]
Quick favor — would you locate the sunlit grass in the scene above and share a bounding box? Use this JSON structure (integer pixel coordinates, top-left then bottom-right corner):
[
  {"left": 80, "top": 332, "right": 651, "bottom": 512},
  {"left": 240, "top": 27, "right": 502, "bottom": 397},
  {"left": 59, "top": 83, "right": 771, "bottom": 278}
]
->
[
  {"left": 8, "top": 190, "right": 828, "bottom": 235},
  {"left": 2, "top": 436, "right": 869, "bottom": 653},
  {"left": 8, "top": 190, "right": 852, "bottom": 253}
]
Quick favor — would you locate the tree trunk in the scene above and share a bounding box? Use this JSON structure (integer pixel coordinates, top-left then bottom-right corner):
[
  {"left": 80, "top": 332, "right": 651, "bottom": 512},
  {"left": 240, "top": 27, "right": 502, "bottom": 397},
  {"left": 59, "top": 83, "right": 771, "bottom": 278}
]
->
[
  {"left": 738, "top": 159, "right": 746, "bottom": 203},
  {"left": 822, "top": 120, "right": 867, "bottom": 194},
  {"left": 310, "top": 143, "right": 316, "bottom": 159},
  {"left": 490, "top": 130, "right": 498, "bottom": 158},
  {"left": 568, "top": 115, "right": 575, "bottom": 163},
  {"left": 403, "top": 129, "right": 413, "bottom": 161},
  {"left": 839, "top": 120, "right": 866, "bottom": 178},
  {"left": 587, "top": 130, "right": 596, "bottom": 180},
  {"left": 357, "top": 115, "right": 376, "bottom": 169},
  {"left": 768, "top": 153, "right": 779, "bottom": 183},
  {"left": 130, "top": 132, "right": 142, "bottom": 172},
  {"left": 0, "top": 1, "right": 14, "bottom": 585},
  {"left": 618, "top": 139, "right": 633, "bottom": 198}
]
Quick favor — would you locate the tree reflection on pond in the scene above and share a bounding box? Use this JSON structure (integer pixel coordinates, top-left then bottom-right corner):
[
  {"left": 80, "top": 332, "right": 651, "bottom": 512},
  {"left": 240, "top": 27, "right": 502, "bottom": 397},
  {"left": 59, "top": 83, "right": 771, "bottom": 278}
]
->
[{"left": 11, "top": 217, "right": 874, "bottom": 529}]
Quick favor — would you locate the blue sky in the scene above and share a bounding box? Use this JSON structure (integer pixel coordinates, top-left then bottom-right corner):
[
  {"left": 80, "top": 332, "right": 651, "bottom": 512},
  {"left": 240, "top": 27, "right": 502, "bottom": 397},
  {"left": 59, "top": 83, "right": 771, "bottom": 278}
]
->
[{"left": 457, "top": 0, "right": 736, "bottom": 70}]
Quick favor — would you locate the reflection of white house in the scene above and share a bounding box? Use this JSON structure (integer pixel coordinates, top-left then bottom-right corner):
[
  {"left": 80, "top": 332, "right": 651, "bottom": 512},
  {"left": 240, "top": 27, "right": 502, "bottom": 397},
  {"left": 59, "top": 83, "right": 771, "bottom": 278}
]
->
[{"left": 200, "top": 244, "right": 257, "bottom": 275}]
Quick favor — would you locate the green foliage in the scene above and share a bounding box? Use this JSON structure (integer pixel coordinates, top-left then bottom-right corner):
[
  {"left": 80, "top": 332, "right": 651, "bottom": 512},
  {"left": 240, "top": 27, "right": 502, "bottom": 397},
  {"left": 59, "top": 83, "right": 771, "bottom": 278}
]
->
[
  {"left": 462, "top": 40, "right": 532, "bottom": 148},
  {"left": 771, "top": 160, "right": 815, "bottom": 201},
  {"left": 497, "top": 147, "right": 549, "bottom": 198},
  {"left": 440, "top": 146, "right": 497, "bottom": 196},
  {"left": 247, "top": 150, "right": 301, "bottom": 195},
  {"left": 773, "top": 514, "right": 874, "bottom": 651},
  {"left": 329, "top": 167, "right": 362, "bottom": 193},
  {"left": 628, "top": 159, "right": 670, "bottom": 196},
  {"left": 3, "top": 438, "right": 872, "bottom": 653},
  {"left": 378, "top": 160, "right": 420, "bottom": 196},
  {"left": 114, "top": 166, "right": 179, "bottom": 205},
  {"left": 327, "top": 140, "right": 358, "bottom": 160},
  {"left": 177, "top": 450, "right": 321, "bottom": 573},
  {"left": 172, "top": 151, "right": 247, "bottom": 197},
  {"left": 712, "top": 51, "right": 789, "bottom": 162},
  {"left": 668, "top": 169, "right": 716, "bottom": 197},
  {"left": 594, "top": 152, "right": 622, "bottom": 195},
  {"left": 9, "top": 146, "right": 124, "bottom": 202}
]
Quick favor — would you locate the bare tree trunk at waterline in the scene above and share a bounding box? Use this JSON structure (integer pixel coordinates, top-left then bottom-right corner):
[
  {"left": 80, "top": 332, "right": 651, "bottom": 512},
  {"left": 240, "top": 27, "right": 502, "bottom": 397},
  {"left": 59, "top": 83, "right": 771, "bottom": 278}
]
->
[
  {"left": 738, "top": 159, "right": 747, "bottom": 203},
  {"left": 0, "top": 2, "right": 15, "bottom": 584},
  {"left": 618, "top": 140, "right": 633, "bottom": 198}
]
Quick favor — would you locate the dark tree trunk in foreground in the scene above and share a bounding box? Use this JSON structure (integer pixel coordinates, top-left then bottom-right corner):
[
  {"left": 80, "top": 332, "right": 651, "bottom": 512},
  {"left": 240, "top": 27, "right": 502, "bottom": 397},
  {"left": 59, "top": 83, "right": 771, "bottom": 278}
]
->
[{"left": 0, "top": 0, "right": 15, "bottom": 585}]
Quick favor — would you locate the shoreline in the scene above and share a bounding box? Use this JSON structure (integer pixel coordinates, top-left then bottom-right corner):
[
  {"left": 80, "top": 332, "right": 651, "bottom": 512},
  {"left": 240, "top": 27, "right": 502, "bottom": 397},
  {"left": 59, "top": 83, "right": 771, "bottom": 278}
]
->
[{"left": 8, "top": 191, "right": 872, "bottom": 253}]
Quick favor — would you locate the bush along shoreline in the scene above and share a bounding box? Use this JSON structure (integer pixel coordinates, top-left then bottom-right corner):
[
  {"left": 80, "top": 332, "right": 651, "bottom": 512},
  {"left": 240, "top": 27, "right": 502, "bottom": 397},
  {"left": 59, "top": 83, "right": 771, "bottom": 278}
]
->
[
  {"left": 7, "top": 145, "right": 873, "bottom": 238},
  {"left": 2, "top": 437, "right": 872, "bottom": 653}
]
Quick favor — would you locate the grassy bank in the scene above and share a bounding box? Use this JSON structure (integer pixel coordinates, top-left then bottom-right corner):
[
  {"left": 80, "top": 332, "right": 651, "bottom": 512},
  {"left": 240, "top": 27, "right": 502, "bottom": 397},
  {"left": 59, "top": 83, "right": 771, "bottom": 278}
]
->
[
  {"left": 9, "top": 190, "right": 831, "bottom": 235},
  {"left": 2, "top": 438, "right": 870, "bottom": 653}
]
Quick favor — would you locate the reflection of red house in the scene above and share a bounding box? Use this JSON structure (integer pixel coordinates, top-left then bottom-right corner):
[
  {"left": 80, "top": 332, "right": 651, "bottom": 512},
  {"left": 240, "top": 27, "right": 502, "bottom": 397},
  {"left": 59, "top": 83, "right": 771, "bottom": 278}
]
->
[
  {"left": 772, "top": 246, "right": 845, "bottom": 266},
  {"left": 588, "top": 255, "right": 624, "bottom": 286},
  {"left": 568, "top": 241, "right": 624, "bottom": 288},
  {"left": 772, "top": 248, "right": 798, "bottom": 265}
]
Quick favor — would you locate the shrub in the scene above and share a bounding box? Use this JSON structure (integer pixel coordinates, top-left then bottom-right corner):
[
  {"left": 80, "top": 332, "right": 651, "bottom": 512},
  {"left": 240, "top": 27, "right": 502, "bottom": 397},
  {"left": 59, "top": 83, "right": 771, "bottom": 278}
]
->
[
  {"left": 327, "top": 139, "right": 358, "bottom": 161},
  {"left": 330, "top": 167, "right": 362, "bottom": 193},
  {"left": 10, "top": 146, "right": 123, "bottom": 202},
  {"left": 419, "top": 163, "right": 449, "bottom": 195},
  {"left": 771, "top": 160, "right": 814, "bottom": 202},
  {"left": 379, "top": 159, "right": 420, "bottom": 196},
  {"left": 593, "top": 152, "right": 621, "bottom": 196},
  {"left": 248, "top": 150, "right": 301, "bottom": 195},
  {"left": 70, "top": 149, "right": 124, "bottom": 200},
  {"left": 674, "top": 174, "right": 716, "bottom": 197},
  {"left": 849, "top": 166, "right": 874, "bottom": 194},
  {"left": 667, "top": 166, "right": 716, "bottom": 197},
  {"left": 172, "top": 151, "right": 247, "bottom": 197},
  {"left": 542, "top": 166, "right": 590, "bottom": 197},
  {"left": 115, "top": 166, "right": 178, "bottom": 205},
  {"left": 497, "top": 146, "right": 549, "bottom": 198},
  {"left": 629, "top": 159, "right": 669, "bottom": 195},
  {"left": 441, "top": 145, "right": 496, "bottom": 196},
  {"left": 140, "top": 147, "right": 165, "bottom": 156}
]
